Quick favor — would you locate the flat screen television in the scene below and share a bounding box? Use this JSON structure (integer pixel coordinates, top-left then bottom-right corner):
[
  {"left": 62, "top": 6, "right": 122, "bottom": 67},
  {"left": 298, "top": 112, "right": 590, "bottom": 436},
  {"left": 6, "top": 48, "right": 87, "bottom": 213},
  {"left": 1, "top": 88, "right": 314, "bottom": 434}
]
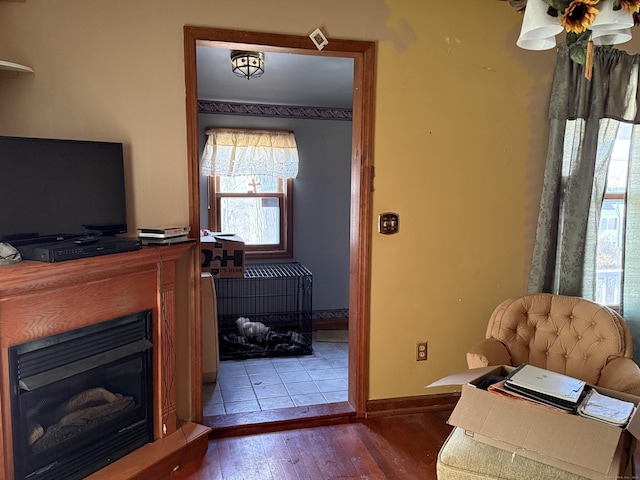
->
[{"left": 0, "top": 136, "right": 127, "bottom": 245}]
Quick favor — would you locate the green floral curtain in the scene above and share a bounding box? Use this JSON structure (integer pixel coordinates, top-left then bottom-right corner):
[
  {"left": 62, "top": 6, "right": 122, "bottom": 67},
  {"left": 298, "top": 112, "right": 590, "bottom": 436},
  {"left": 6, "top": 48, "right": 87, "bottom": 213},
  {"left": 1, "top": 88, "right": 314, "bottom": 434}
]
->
[{"left": 529, "top": 44, "right": 640, "bottom": 359}]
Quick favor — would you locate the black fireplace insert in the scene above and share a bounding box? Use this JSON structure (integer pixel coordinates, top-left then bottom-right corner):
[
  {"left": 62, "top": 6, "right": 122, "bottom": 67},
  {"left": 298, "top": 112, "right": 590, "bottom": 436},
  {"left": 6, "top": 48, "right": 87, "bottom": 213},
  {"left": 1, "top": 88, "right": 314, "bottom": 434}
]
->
[{"left": 9, "top": 310, "right": 154, "bottom": 480}]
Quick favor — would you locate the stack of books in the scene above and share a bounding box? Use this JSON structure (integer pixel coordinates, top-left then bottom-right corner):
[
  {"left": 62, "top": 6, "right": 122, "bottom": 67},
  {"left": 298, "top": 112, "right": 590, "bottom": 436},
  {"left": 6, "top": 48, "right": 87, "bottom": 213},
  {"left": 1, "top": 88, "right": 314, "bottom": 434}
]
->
[{"left": 137, "top": 226, "right": 192, "bottom": 245}]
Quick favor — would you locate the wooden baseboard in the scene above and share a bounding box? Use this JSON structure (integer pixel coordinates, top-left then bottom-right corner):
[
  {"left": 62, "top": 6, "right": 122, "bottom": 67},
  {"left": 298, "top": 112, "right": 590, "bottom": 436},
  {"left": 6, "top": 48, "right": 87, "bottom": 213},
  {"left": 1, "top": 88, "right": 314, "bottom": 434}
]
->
[
  {"left": 204, "top": 402, "right": 356, "bottom": 438},
  {"left": 312, "top": 309, "right": 349, "bottom": 331},
  {"left": 365, "top": 393, "right": 460, "bottom": 418},
  {"left": 87, "top": 422, "right": 211, "bottom": 480},
  {"left": 202, "top": 394, "right": 459, "bottom": 439},
  {"left": 312, "top": 318, "right": 349, "bottom": 331}
]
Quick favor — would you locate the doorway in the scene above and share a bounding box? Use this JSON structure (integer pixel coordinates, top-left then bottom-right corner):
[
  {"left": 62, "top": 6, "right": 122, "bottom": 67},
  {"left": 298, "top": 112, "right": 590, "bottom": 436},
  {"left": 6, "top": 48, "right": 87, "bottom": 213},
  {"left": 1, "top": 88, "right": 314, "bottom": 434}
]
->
[{"left": 183, "top": 26, "right": 375, "bottom": 425}]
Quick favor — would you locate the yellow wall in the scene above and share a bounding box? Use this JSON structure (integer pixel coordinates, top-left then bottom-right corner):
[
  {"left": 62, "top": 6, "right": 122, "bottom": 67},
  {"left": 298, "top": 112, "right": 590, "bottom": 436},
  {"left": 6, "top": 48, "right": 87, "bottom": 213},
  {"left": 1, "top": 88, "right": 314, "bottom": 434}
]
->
[
  {"left": 370, "top": 1, "right": 555, "bottom": 397},
  {"left": 2, "top": 0, "right": 635, "bottom": 408}
]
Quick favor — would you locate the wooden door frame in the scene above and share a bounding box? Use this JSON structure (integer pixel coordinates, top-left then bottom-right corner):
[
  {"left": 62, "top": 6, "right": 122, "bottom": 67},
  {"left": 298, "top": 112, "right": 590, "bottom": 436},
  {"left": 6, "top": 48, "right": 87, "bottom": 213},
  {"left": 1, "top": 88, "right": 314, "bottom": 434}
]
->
[{"left": 183, "top": 26, "right": 375, "bottom": 421}]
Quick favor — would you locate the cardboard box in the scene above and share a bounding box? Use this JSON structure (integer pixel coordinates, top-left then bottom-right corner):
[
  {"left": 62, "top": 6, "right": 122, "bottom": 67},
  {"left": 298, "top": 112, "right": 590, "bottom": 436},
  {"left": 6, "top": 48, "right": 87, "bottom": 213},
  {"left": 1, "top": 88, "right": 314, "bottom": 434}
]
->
[
  {"left": 201, "top": 273, "right": 219, "bottom": 383},
  {"left": 428, "top": 365, "right": 640, "bottom": 479},
  {"left": 200, "top": 233, "right": 245, "bottom": 278}
]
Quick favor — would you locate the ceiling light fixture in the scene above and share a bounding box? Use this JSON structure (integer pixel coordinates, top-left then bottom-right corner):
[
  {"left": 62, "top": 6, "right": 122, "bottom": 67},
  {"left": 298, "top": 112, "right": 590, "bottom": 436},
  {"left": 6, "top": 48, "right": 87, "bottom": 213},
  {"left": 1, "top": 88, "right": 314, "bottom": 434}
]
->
[
  {"left": 511, "top": 0, "right": 636, "bottom": 61},
  {"left": 230, "top": 50, "right": 265, "bottom": 80}
]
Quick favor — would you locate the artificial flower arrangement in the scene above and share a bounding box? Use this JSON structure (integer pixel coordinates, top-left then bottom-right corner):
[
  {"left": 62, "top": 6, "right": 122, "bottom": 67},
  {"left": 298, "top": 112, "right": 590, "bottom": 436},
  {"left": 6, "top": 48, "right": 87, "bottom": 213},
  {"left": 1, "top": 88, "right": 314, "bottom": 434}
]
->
[{"left": 509, "top": 0, "right": 640, "bottom": 64}]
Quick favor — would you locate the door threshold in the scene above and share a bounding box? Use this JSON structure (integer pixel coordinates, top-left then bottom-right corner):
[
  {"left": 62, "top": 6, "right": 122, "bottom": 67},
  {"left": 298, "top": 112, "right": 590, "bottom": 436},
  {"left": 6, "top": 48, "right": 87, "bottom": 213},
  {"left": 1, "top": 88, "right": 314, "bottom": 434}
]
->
[{"left": 203, "top": 402, "right": 356, "bottom": 437}]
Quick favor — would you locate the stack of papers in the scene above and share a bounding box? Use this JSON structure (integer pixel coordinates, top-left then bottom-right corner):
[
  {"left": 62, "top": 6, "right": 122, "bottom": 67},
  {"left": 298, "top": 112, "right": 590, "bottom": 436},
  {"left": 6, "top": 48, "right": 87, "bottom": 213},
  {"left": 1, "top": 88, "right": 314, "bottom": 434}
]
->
[{"left": 578, "top": 389, "right": 635, "bottom": 426}]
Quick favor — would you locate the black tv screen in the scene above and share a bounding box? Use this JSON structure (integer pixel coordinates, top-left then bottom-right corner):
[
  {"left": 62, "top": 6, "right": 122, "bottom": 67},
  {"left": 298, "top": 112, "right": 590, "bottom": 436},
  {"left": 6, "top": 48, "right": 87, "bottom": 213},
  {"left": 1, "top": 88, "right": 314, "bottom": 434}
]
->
[{"left": 0, "top": 136, "right": 127, "bottom": 244}]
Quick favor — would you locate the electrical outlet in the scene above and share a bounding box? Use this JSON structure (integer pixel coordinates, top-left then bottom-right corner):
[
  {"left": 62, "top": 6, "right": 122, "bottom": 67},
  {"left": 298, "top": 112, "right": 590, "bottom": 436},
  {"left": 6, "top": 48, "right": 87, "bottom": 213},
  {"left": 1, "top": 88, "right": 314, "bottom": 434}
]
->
[{"left": 416, "top": 342, "right": 427, "bottom": 361}]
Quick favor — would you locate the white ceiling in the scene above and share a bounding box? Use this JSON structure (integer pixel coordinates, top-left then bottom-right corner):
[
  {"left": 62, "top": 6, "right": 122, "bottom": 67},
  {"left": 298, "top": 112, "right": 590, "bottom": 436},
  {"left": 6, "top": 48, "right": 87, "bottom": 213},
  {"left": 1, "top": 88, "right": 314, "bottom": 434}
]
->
[{"left": 196, "top": 46, "right": 355, "bottom": 109}]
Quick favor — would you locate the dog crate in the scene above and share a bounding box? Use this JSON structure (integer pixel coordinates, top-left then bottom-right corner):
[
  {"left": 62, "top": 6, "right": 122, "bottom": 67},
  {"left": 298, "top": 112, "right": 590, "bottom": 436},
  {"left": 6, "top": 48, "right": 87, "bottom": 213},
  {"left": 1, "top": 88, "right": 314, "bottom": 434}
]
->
[{"left": 214, "top": 262, "right": 312, "bottom": 359}]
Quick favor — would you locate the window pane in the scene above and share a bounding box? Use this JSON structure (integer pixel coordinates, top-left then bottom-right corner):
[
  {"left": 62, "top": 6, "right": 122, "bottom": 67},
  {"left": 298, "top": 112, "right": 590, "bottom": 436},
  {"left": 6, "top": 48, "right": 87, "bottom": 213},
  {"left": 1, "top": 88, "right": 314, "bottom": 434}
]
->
[
  {"left": 219, "top": 175, "right": 280, "bottom": 193},
  {"left": 220, "top": 197, "right": 280, "bottom": 245},
  {"left": 595, "top": 123, "right": 631, "bottom": 307},
  {"left": 596, "top": 199, "right": 625, "bottom": 306},
  {"left": 607, "top": 123, "right": 631, "bottom": 194}
]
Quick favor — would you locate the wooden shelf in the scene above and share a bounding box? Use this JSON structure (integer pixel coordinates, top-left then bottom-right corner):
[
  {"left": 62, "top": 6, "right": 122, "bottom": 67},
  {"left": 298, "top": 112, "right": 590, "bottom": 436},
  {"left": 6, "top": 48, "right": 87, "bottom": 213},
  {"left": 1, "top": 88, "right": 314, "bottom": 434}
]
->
[{"left": 0, "top": 60, "right": 34, "bottom": 74}]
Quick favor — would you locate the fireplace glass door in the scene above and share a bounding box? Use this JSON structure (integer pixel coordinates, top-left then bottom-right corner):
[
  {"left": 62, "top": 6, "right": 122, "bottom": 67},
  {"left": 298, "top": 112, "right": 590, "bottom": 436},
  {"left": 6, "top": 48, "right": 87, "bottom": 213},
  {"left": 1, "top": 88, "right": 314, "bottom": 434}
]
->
[{"left": 9, "top": 310, "right": 154, "bottom": 480}]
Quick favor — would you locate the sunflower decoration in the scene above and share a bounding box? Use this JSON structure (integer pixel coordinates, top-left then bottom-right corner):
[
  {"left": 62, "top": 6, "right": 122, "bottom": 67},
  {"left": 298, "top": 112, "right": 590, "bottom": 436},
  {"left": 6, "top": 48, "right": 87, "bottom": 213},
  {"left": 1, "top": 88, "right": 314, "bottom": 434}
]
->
[
  {"left": 618, "top": 0, "right": 640, "bottom": 14},
  {"left": 559, "top": 0, "right": 600, "bottom": 66},
  {"left": 561, "top": 0, "right": 600, "bottom": 34},
  {"left": 509, "top": 0, "right": 640, "bottom": 67}
]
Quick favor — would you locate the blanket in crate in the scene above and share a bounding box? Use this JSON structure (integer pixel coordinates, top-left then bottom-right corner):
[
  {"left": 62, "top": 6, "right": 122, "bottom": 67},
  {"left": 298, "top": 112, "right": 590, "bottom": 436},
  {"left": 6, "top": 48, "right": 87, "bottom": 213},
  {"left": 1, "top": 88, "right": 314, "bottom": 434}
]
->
[{"left": 221, "top": 330, "right": 310, "bottom": 355}]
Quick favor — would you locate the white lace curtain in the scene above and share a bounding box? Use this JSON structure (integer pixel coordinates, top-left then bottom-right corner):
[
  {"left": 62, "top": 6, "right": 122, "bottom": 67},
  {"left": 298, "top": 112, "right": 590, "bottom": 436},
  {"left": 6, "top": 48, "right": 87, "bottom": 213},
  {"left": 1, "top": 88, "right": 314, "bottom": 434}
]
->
[{"left": 201, "top": 128, "right": 299, "bottom": 178}]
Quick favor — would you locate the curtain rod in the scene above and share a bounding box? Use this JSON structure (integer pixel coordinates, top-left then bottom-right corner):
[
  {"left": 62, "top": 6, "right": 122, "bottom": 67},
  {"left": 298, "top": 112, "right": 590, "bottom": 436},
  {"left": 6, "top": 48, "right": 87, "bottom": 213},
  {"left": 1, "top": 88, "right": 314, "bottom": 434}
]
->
[{"left": 205, "top": 127, "right": 294, "bottom": 135}]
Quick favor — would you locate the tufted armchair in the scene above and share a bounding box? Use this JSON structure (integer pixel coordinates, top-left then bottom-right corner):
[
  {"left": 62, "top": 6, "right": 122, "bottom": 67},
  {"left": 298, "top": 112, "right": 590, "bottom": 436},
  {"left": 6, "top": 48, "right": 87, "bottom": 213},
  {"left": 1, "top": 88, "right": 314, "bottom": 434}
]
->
[
  {"left": 467, "top": 293, "right": 640, "bottom": 395},
  {"left": 438, "top": 293, "right": 640, "bottom": 480}
]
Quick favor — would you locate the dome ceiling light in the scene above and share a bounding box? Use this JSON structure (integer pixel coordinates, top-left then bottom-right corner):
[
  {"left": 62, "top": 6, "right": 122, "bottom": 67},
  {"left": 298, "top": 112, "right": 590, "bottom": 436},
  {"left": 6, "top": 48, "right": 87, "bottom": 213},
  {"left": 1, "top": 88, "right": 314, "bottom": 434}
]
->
[{"left": 230, "top": 50, "right": 265, "bottom": 80}]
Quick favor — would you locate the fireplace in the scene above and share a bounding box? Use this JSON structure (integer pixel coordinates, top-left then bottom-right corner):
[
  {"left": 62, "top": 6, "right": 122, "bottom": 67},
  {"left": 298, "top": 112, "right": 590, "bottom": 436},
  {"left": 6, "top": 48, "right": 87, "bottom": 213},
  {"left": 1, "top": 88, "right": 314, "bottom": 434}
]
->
[
  {"left": 9, "top": 310, "right": 154, "bottom": 480},
  {"left": 0, "top": 245, "right": 210, "bottom": 480}
]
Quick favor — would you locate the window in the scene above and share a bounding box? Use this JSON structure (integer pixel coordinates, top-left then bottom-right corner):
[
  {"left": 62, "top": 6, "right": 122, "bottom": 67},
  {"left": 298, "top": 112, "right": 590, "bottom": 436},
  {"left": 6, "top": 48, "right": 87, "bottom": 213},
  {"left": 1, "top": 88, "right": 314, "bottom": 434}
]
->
[
  {"left": 208, "top": 175, "right": 293, "bottom": 258},
  {"left": 599, "top": 216, "right": 618, "bottom": 231},
  {"left": 201, "top": 128, "right": 299, "bottom": 259},
  {"left": 595, "top": 123, "right": 631, "bottom": 308}
]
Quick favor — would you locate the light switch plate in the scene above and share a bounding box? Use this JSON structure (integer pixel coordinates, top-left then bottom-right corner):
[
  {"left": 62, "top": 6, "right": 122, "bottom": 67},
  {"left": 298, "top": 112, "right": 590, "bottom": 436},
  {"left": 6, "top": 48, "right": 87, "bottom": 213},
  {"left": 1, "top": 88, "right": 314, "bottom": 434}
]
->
[{"left": 378, "top": 212, "right": 399, "bottom": 234}]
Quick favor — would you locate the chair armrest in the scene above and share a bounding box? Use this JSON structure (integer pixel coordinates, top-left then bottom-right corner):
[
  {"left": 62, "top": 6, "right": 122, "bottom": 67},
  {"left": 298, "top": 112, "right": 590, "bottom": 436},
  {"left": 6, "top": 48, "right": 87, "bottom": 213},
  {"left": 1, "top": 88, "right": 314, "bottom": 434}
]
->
[
  {"left": 466, "top": 338, "right": 511, "bottom": 369},
  {"left": 598, "top": 357, "right": 640, "bottom": 396}
]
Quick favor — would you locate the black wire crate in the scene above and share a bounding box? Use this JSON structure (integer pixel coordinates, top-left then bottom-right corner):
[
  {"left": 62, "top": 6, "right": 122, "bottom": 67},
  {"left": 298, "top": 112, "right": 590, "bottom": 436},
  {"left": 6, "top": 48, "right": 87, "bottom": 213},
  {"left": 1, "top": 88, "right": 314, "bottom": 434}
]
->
[{"left": 214, "top": 262, "right": 313, "bottom": 360}]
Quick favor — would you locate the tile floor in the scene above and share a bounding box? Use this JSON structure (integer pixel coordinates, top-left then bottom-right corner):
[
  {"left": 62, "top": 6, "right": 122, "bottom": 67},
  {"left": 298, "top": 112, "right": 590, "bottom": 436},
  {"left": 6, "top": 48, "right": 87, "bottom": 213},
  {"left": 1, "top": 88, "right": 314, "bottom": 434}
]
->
[{"left": 203, "top": 336, "right": 349, "bottom": 416}]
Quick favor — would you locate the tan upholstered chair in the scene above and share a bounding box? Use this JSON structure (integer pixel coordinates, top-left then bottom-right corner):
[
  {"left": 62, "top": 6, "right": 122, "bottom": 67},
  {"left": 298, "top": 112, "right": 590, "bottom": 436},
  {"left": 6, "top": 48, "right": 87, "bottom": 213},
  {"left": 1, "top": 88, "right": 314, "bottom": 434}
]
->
[
  {"left": 437, "top": 293, "right": 640, "bottom": 480},
  {"left": 467, "top": 292, "right": 640, "bottom": 395}
]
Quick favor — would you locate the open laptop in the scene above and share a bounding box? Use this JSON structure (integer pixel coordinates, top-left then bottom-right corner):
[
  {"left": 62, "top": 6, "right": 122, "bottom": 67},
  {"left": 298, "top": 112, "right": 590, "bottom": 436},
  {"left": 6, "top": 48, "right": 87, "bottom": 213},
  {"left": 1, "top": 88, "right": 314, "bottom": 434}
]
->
[{"left": 504, "top": 364, "right": 586, "bottom": 411}]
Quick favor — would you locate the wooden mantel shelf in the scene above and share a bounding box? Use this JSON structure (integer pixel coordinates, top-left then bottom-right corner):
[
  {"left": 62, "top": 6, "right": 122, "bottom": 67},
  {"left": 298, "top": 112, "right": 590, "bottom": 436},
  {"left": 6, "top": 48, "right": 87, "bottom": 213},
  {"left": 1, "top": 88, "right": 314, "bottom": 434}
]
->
[
  {"left": 0, "top": 244, "right": 210, "bottom": 480},
  {"left": 0, "top": 244, "right": 189, "bottom": 295}
]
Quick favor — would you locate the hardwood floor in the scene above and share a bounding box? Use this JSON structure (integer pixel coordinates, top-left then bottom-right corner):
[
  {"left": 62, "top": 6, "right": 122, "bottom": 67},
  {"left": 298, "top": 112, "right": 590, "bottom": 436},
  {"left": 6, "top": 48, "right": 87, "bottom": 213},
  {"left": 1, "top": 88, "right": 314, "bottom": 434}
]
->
[
  {"left": 165, "top": 410, "right": 454, "bottom": 479},
  {"left": 164, "top": 407, "right": 640, "bottom": 479}
]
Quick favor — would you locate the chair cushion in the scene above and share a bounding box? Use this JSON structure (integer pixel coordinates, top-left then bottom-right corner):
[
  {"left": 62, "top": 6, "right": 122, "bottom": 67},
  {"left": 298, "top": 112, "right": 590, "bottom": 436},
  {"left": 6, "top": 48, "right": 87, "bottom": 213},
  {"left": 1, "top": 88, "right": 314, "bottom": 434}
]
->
[
  {"left": 485, "top": 293, "right": 631, "bottom": 385},
  {"left": 437, "top": 427, "right": 591, "bottom": 480}
]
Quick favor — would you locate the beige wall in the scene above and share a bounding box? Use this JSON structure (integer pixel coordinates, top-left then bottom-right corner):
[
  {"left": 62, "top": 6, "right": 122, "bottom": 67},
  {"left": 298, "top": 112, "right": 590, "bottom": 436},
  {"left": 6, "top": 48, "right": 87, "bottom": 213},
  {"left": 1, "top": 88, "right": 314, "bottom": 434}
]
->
[{"left": 2, "top": 0, "right": 636, "bottom": 409}]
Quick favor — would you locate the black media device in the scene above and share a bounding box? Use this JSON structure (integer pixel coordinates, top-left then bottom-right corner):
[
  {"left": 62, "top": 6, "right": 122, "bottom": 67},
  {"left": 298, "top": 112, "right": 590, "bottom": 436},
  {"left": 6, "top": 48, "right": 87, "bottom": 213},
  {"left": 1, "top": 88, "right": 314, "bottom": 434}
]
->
[{"left": 0, "top": 136, "right": 141, "bottom": 262}]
